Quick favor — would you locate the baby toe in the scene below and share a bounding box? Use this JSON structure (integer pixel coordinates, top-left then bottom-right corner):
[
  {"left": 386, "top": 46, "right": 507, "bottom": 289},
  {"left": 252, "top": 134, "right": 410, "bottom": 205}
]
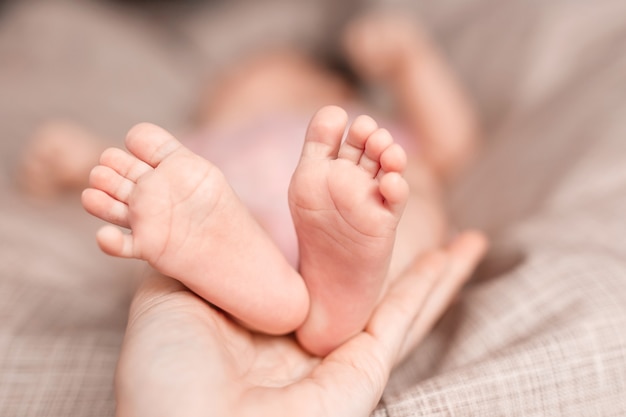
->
[
  {"left": 338, "top": 114, "right": 378, "bottom": 164},
  {"left": 89, "top": 165, "right": 135, "bottom": 203},
  {"left": 380, "top": 143, "right": 407, "bottom": 174},
  {"left": 359, "top": 128, "right": 393, "bottom": 177},
  {"left": 82, "top": 188, "right": 130, "bottom": 228},
  {"left": 380, "top": 172, "right": 409, "bottom": 216},
  {"left": 99, "top": 147, "right": 152, "bottom": 183},
  {"left": 96, "top": 225, "right": 135, "bottom": 258}
]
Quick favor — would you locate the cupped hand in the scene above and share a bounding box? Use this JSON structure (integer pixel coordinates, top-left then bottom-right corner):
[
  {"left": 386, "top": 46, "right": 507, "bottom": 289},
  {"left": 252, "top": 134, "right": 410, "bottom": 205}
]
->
[{"left": 115, "top": 231, "right": 487, "bottom": 417}]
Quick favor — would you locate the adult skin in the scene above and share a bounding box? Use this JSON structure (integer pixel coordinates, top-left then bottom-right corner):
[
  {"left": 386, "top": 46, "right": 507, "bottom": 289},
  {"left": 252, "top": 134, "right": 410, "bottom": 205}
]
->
[{"left": 115, "top": 231, "right": 487, "bottom": 417}]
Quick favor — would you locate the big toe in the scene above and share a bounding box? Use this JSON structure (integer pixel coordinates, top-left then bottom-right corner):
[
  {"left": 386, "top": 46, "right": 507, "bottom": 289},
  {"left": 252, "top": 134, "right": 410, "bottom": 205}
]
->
[
  {"left": 124, "top": 123, "right": 184, "bottom": 168},
  {"left": 300, "top": 106, "right": 348, "bottom": 160}
]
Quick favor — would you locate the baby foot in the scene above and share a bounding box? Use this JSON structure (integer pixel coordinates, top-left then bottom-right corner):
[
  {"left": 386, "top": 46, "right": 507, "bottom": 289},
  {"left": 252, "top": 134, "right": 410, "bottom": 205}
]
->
[
  {"left": 289, "top": 106, "right": 409, "bottom": 356},
  {"left": 82, "top": 123, "right": 308, "bottom": 334},
  {"left": 18, "top": 121, "right": 103, "bottom": 198},
  {"left": 342, "top": 13, "right": 427, "bottom": 83},
  {"left": 344, "top": 12, "right": 480, "bottom": 181}
]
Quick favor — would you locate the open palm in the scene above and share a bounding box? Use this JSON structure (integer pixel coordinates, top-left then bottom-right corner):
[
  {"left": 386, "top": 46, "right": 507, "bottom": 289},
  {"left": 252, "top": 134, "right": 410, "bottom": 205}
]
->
[{"left": 115, "top": 231, "right": 486, "bottom": 417}]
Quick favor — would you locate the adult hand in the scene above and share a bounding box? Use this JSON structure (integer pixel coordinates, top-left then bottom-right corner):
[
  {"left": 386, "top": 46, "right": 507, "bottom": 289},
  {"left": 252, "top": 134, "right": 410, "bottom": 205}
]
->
[{"left": 115, "top": 231, "right": 487, "bottom": 417}]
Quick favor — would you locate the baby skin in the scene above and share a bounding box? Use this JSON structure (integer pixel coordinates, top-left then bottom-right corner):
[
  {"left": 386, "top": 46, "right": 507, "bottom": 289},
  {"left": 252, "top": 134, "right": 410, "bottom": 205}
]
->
[{"left": 82, "top": 105, "right": 409, "bottom": 356}]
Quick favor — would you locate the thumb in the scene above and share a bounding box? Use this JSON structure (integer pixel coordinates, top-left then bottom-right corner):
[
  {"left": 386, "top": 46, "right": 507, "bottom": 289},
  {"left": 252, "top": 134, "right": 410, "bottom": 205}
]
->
[{"left": 304, "top": 251, "right": 451, "bottom": 416}]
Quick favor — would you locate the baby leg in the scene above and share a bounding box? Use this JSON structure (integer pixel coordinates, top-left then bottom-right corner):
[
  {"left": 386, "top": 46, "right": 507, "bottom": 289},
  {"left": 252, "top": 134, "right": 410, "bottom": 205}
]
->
[
  {"left": 289, "top": 106, "right": 409, "bottom": 356},
  {"left": 82, "top": 123, "right": 308, "bottom": 334},
  {"left": 344, "top": 13, "right": 480, "bottom": 181}
]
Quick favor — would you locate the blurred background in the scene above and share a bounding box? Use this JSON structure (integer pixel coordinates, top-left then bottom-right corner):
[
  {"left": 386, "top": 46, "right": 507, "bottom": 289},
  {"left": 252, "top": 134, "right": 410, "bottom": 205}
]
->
[{"left": 0, "top": 0, "right": 513, "bottom": 171}]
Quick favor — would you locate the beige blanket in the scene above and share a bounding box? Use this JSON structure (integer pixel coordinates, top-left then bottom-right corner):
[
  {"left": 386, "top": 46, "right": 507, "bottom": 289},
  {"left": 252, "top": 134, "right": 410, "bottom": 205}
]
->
[{"left": 1, "top": 0, "right": 625, "bottom": 415}]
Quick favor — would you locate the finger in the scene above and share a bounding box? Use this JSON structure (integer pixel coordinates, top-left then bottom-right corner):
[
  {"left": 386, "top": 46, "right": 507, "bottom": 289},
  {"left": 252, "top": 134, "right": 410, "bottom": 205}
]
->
[
  {"left": 366, "top": 250, "right": 450, "bottom": 363},
  {"left": 302, "top": 251, "right": 453, "bottom": 417},
  {"left": 118, "top": 270, "right": 233, "bottom": 417},
  {"left": 397, "top": 230, "right": 488, "bottom": 361},
  {"left": 303, "top": 333, "right": 395, "bottom": 417}
]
